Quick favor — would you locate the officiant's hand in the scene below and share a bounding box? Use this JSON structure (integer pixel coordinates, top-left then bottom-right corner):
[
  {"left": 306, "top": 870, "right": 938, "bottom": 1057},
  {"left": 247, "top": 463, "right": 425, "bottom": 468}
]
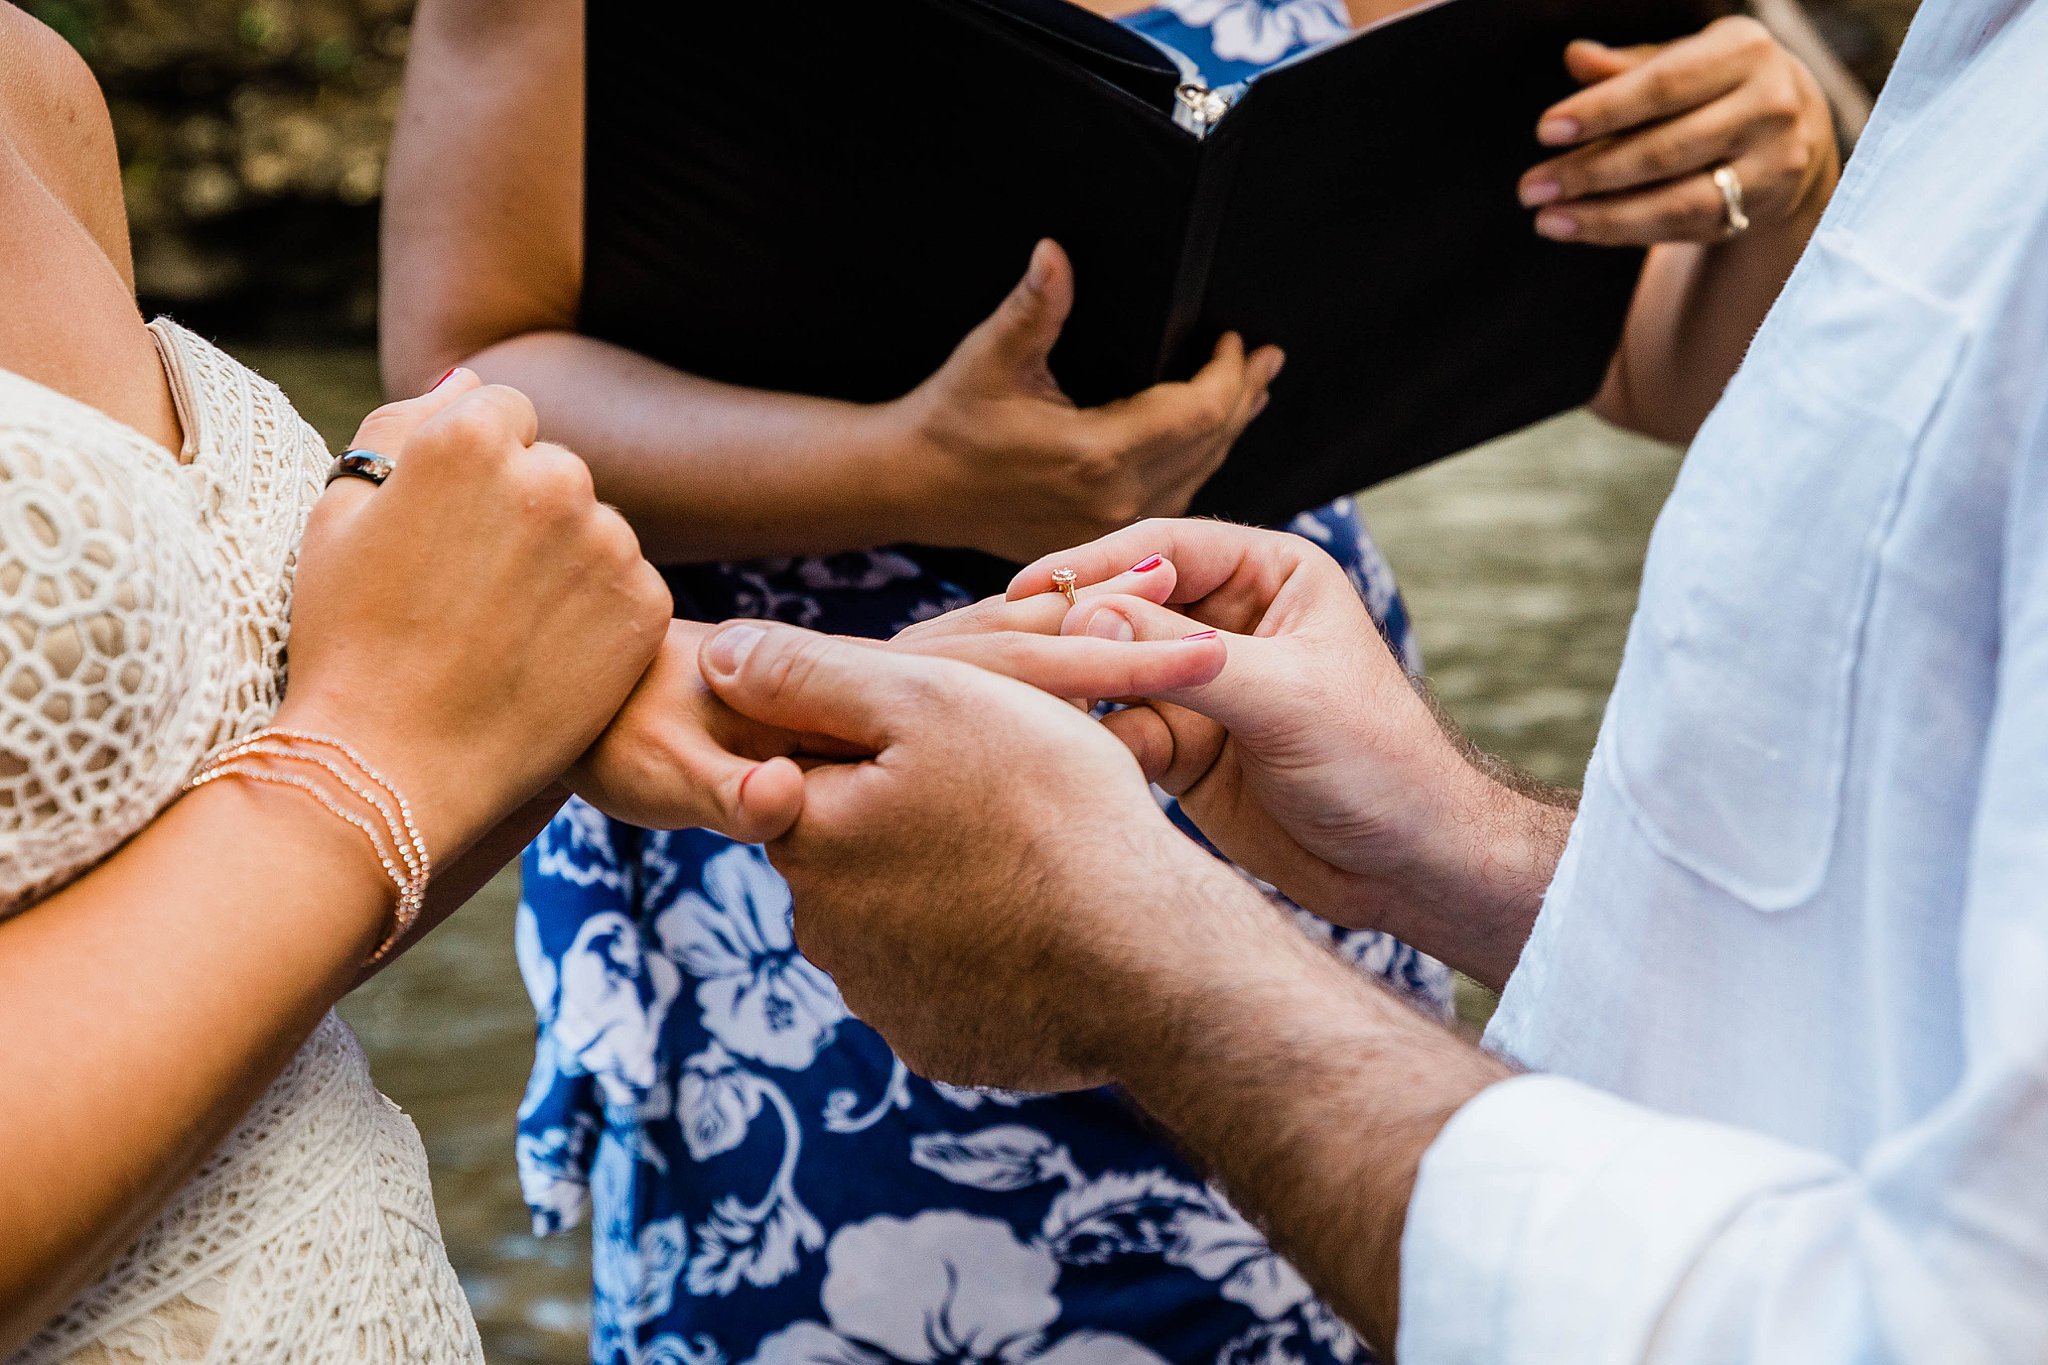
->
[
  {"left": 1517, "top": 16, "right": 1835, "bottom": 246},
  {"left": 1010, "top": 520, "right": 1570, "bottom": 991},
  {"left": 698, "top": 619, "right": 1251, "bottom": 1092},
  {"left": 879, "top": 239, "right": 1285, "bottom": 564}
]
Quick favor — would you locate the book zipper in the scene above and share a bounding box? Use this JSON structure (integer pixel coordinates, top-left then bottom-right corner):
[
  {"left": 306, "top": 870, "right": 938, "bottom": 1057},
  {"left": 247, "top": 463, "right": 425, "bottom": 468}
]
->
[{"left": 1174, "top": 79, "right": 1235, "bottom": 137}]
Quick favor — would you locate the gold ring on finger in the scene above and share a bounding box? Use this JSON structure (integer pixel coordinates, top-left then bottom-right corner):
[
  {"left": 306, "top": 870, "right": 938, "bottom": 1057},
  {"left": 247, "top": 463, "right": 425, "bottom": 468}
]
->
[{"left": 1051, "top": 567, "right": 1079, "bottom": 608}]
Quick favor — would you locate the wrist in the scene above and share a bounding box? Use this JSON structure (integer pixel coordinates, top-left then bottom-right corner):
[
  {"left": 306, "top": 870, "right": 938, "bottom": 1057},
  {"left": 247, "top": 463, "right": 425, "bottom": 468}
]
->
[
  {"left": 178, "top": 766, "right": 396, "bottom": 965},
  {"left": 1366, "top": 753, "right": 1570, "bottom": 991},
  {"left": 859, "top": 391, "right": 981, "bottom": 552},
  {"left": 1072, "top": 843, "right": 1302, "bottom": 1078},
  {"left": 265, "top": 695, "right": 506, "bottom": 867},
  {"left": 850, "top": 396, "right": 942, "bottom": 542},
  {"left": 1105, "top": 855, "right": 1376, "bottom": 1101}
]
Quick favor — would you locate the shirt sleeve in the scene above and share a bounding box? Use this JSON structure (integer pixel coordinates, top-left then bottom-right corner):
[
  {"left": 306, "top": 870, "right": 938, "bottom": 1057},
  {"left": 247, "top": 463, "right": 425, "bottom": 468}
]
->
[
  {"left": 1397, "top": 272, "right": 2048, "bottom": 1365},
  {"left": 1403, "top": 833, "right": 2048, "bottom": 1364}
]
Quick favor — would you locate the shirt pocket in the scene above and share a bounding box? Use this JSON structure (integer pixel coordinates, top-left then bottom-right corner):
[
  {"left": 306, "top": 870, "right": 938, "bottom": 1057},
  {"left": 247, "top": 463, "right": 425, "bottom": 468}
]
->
[{"left": 1600, "top": 236, "right": 1967, "bottom": 911}]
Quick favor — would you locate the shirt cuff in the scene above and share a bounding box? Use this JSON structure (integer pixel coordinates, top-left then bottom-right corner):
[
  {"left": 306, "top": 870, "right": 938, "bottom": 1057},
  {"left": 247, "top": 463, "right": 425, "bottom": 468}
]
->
[{"left": 1396, "top": 1073, "right": 1842, "bottom": 1365}]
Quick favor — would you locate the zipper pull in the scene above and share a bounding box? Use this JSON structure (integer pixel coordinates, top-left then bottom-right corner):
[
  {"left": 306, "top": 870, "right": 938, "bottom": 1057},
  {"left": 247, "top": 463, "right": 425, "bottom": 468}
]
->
[{"left": 1175, "top": 80, "right": 1233, "bottom": 136}]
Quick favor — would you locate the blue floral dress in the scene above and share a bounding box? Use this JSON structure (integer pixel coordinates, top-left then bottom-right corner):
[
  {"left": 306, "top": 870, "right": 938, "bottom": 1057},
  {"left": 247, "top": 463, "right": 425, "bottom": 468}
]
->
[{"left": 518, "top": 6, "right": 1449, "bottom": 1365}]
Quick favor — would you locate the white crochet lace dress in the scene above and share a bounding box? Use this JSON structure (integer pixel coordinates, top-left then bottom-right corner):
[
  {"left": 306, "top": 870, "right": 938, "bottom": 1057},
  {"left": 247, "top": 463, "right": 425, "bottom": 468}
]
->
[{"left": 0, "top": 321, "right": 485, "bottom": 1365}]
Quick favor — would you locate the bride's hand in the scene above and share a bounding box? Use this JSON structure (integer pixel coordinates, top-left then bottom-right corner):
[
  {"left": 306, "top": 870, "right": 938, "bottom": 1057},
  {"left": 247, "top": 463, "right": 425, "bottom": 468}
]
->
[
  {"left": 276, "top": 370, "right": 672, "bottom": 858},
  {"left": 568, "top": 620, "right": 808, "bottom": 840},
  {"left": 883, "top": 554, "right": 1225, "bottom": 703}
]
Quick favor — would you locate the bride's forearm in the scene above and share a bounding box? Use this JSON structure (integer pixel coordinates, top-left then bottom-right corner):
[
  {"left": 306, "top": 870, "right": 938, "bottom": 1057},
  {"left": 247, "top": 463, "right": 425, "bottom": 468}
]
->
[
  {"left": 350, "top": 784, "right": 566, "bottom": 987},
  {"left": 0, "top": 780, "right": 404, "bottom": 1347}
]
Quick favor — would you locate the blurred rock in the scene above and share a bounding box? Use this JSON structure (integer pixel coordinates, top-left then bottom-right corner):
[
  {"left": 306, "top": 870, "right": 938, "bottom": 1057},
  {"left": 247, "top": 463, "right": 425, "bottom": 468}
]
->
[{"left": 26, "top": 0, "right": 1919, "bottom": 343}]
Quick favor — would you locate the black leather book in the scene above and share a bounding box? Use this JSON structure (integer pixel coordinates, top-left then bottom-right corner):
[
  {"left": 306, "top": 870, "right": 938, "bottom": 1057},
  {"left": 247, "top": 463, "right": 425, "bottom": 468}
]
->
[{"left": 583, "top": 0, "right": 1734, "bottom": 548}]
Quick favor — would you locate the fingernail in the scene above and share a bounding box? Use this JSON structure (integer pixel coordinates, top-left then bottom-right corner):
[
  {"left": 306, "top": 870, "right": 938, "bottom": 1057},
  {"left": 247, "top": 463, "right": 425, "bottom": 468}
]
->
[
  {"left": 1182, "top": 630, "right": 1218, "bottom": 642},
  {"left": 1538, "top": 117, "right": 1580, "bottom": 145},
  {"left": 1087, "top": 611, "right": 1136, "bottom": 643},
  {"left": 1535, "top": 211, "right": 1579, "bottom": 240},
  {"left": 1520, "top": 178, "right": 1561, "bottom": 206},
  {"left": 1130, "top": 554, "right": 1164, "bottom": 574},
  {"left": 706, "top": 624, "right": 767, "bottom": 674},
  {"left": 430, "top": 366, "right": 462, "bottom": 392},
  {"left": 1268, "top": 349, "right": 1287, "bottom": 380},
  {"left": 1025, "top": 241, "right": 1052, "bottom": 294}
]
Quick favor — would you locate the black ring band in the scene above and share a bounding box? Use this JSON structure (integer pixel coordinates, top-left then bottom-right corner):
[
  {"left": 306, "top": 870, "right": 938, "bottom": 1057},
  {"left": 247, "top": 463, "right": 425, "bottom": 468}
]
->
[{"left": 326, "top": 448, "right": 395, "bottom": 488}]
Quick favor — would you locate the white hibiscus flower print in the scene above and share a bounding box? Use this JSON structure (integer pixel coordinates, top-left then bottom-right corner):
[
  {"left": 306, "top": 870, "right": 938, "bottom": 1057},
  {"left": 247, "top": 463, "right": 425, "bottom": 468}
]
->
[
  {"left": 1159, "top": 0, "right": 1348, "bottom": 66},
  {"left": 676, "top": 1044, "right": 828, "bottom": 1295},
  {"left": 515, "top": 901, "right": 558, "bottom": 1053},
  {"left": 516, "top": 1110, "right": 598, "bottom": 1234},
  {"left": 679, "top": 1043, "right": 763, "bottom": 1162},
  {"left": 553, "top": 911, "right": 682, "bottom": 1109},
  {"left": 688, "top": 1189, "right": 826, "bottom": 1297},
  {"left": 528, "top": 796, "right": 633, "bottom": 890},
  {"left": 591, "top": 1140, "right": 688, "bottom": 1359},
  {"left": 655, "top": 846, "right": 847, "bottom": 1070},
  {"left": 746, "top": 1212, "right": 1172, "bottom": 1365},
  {"left": 928, "top": 1078, "right": 1032, "bottom": 1111},
  {"left": 795, "top": 549, "right": 926, "bottom": 593},
  {"left": 1170, "top": 1194, "right": 1314, "bottom": 1321},
  {"left": 642, "top": 1334, "right": 728, "bottom": 1365}
]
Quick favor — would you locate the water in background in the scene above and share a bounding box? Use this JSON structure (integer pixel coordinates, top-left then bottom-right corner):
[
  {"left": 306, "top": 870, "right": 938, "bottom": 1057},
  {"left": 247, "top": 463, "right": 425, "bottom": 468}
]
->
[{"left": 241, "top": 343, "right": 1681, "bottom": 1363}]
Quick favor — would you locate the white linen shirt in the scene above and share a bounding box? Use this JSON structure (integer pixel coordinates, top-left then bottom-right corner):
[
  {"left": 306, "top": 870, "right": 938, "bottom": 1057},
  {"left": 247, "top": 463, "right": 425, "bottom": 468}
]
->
[{"left": 1399, "top": 3, "right": 2048, "bottom": 1361}]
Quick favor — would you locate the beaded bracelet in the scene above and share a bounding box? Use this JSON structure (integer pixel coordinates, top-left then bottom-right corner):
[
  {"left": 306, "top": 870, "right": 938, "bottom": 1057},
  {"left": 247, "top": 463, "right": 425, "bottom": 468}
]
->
[{"left": 186, "top": 727, "right": 431, "bottom": 965}]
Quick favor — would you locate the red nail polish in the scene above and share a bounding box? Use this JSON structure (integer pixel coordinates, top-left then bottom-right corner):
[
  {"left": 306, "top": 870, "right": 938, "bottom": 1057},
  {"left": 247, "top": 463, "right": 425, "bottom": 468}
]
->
[
  {"left": 430, "top": 366, "right": 459, "bottom": 391},
  {"left": 1131, "top": 554, "right": 1165, "bottom": 574},
  {"left": 1182, "top": 630, "right": 1218, "bottom": 641}
]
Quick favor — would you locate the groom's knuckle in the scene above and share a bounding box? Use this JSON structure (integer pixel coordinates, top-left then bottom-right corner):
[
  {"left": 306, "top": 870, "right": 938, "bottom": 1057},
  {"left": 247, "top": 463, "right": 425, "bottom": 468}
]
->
[
  {"left": 890, "top": 664, "right": 954, "bottom": 716},
  {"left": 752, "top": 631, "right": 822, "bottom": 700}
]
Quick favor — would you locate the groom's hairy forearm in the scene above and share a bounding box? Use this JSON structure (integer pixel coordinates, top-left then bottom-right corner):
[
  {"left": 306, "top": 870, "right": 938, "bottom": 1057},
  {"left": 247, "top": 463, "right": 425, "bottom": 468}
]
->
[
  {"left": 1112, "top": 868, "right": 1512, "bottom": 1358},
  {"left": 1361, "top": 676, "right": 1576, "bottom": 991},
  {"left": 1412, "top": 673, "right": 1578, "bottom": 814}
]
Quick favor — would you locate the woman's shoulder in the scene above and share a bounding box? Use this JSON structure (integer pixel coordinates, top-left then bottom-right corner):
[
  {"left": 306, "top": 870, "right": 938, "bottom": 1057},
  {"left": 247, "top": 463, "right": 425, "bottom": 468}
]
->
[
  {"left": 0, "top": 9, "right": 132, "bottom": 285},
  {"left": 0, "top": 13, "right": 184, "bottom": 455}
]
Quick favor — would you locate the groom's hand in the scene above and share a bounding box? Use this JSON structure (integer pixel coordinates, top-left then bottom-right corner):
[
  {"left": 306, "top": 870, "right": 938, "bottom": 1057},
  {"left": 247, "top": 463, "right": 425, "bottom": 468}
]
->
[
  {"left": 698, "top": 620, "right": 1264, "bottom": 1092},
  {"left": 1011, "top": 520, "right": 1573, "bottom": 990}
]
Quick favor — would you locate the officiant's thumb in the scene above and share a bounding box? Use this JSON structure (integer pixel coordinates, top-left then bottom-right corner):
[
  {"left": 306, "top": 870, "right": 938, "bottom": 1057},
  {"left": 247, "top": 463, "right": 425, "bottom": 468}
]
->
[
  {"left": 700, "top": 621, "right": 911, "bottom": 754},
  {"left": 975, "top": 238, "right": 1074, "bottom": 376}
]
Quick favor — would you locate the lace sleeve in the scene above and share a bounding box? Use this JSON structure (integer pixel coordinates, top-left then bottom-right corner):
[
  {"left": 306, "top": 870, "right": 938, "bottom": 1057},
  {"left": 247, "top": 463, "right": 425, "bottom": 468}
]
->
[{"left": 0, "top": 410, "right": 203, "bottom": 912}]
